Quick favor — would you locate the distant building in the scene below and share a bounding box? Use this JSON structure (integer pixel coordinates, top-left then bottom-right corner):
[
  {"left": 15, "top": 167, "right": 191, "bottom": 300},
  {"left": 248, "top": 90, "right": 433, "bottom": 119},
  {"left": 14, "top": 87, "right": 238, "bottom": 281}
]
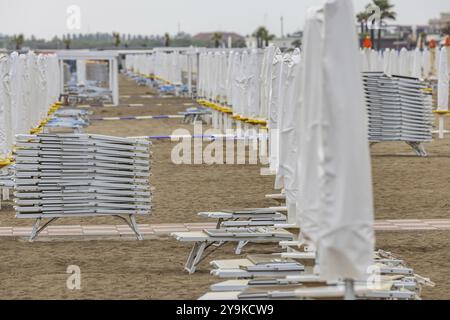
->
[
  {"left": 192, "top": 32, "right": 244, "bottom": 47},
  {"left": 429, "top": 12, "right": 450, "bottom": 33},
  {"left": 246, "top": 31, "right": 302, "bottom": 50},
  {"left": 245, "top": 36, "right": 258, "bottom": 49},
  {"left": 269, "top": 31, "right": 302, "bottom": 49}
]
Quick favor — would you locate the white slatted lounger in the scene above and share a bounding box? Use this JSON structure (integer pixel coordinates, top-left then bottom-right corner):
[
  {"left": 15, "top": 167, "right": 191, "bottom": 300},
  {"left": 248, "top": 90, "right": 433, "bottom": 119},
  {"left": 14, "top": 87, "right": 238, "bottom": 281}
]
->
[
  {"left": 209, "top": 274, "right": 421, "bottom": 293},
  {"left": 210, "top": 251, "right": 416, "bottom": 279},
  {"left": 172, "top": 228, "right": 293, "bottom": 274},
  {"left": 199, "top": 210, "right": 287, "bottom": 228},
  {"left": 265, "top": 194, "right": 286, "bottom": 203},
  {"left": 199, "top": 282, "right": 417, "bottom": 300},
  {"left": 209, "top": 254, "right": 310, "bottom": 279},
  {"left": 199, "top": 208, "right": 288, "bottom": 254}
]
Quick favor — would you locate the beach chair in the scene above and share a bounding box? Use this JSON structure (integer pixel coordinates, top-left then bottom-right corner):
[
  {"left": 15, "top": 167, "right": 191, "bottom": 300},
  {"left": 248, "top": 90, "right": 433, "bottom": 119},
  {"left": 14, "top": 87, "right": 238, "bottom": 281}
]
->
[
  {"left": 0, "top": 165, "right": 14, "bottom": 210},
  {"left": 199, "top": 280, "right": 419, "bottom": 300},
  {"left": 172, "top": 228, "right": 293, "bottom": 274},
  {"left": 265, "top": 193, "right": 286, "bottom": 204},
  {"left": 179, "top": 107, "right": 212, "bottom": 124},
  {"left": 198, "top": 207, "right": 288, "bottom": 254}
]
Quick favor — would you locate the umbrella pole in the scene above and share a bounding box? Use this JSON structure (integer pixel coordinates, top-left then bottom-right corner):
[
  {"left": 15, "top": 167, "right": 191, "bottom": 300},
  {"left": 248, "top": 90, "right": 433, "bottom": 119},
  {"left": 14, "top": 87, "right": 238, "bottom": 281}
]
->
[{"left": 344, "top": 279, "right": 356, "bottom": 300}]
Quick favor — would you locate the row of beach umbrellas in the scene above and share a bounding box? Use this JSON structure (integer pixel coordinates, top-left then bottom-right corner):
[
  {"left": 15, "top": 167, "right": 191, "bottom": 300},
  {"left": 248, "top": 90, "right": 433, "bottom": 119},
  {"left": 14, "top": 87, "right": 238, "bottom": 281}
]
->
[{"left": 0, "top": 52, "right": 60, "bottom": 163}]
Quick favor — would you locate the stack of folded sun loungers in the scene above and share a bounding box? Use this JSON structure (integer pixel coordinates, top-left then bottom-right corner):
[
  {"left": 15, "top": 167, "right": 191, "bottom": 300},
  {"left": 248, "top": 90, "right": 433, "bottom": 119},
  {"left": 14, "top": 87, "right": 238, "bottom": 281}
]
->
[
  {"left": 363, "top": 72, "right": 433, "bottom": 144},
  {"left": 13, "top": 133, "right": 152, "bottom": 240}
]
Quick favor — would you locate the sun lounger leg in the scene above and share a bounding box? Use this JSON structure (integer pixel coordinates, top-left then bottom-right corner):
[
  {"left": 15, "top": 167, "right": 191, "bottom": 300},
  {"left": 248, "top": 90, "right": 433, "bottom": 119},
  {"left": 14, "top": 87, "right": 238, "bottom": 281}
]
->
[
  {"left": 235, "top": 241, "right": 249, "bottom": 255},
  {"left": 406, "top": 142, "right": 427, "bottom": 157},
  {"left": 29, "top": 217, "right": 59, "bottom": 242},
  {"left": 344, "top": 279, "right": 356, "bottom": 300},
  {"left": 2, "top": 188, "right": 9, "bottom": 200},
  {"left": 114, "top": 215, "right": 144, "bottom": 241},
  {"left": 185, "top": 241, "right": 207, "bottom": 274},
  {"left": 129, "top": 215, "right": 144, "bottom": 241}
]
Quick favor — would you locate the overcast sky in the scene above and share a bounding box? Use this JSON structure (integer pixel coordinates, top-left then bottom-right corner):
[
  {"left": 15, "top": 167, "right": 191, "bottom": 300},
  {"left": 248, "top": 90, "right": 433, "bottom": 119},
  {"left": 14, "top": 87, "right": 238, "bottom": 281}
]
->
[{"left": 0, "top": 0, "right": 448, "bottom": 39}]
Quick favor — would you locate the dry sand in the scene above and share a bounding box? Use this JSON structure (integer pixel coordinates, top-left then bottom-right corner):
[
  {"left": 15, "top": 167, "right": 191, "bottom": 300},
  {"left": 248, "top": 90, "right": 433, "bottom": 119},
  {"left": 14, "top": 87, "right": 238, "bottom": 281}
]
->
[{"left": 0, "top": 75, "right": 449, "bottom": 299}]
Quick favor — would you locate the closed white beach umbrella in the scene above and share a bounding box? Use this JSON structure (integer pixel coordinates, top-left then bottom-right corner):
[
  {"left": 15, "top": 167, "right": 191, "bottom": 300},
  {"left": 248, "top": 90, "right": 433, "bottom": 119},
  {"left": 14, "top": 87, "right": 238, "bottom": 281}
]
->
[
  {"left": 277, "top": 49, "right": 301, "bottom": 224},
  {"left": 438, "top": 47, "right": 449, "bottom": 112},
  {"left": 248, "top": 49, "right": 263, "bottom": 119},
  {"left": 296, "top": 4, "right": 324, "bottom": 236},
  {"left": 268, "top": 49, "right": 284, "bottom": 174},
  {"left": 388, "top": 49, "right": 399, "bottom": 75},
  {"left": 370, "top": 49, "right": 382, "bottom": 72},
  {"left": 422, "top": 48, "right": 430, "bottom": 78},
  {"left": 398, "top": 47, "right": 410, "bottom": 76},
  {"left": 259, "top": 46, "right": 277, "bottom": 120},
  {"left": 274, "top": 52, "right": 296, "bottom": 190},
  {"left": 319, "top": 0, "right": 374, "bottom": 282},
  {"left": 411, "top": 48, "right": 423, "bottom": 79},
  {"left": 383, "top": 48, "right": 391, "bottom": 74},
  {"left": 0, "top": 56, "right": 10, "bottom": 160},
  {"left": 297, "top": 0, "right": 374, "bottom": 282},
  {"left": 361, "top": 49, "right": 370, "bottom": 72}
]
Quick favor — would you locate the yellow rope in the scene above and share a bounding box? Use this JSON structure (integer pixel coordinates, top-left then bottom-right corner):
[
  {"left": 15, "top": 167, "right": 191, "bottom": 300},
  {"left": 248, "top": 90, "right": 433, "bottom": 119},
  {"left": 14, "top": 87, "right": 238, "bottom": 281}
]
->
[{"left": 1, "top": 102, "right": 61, "bottom": 167}]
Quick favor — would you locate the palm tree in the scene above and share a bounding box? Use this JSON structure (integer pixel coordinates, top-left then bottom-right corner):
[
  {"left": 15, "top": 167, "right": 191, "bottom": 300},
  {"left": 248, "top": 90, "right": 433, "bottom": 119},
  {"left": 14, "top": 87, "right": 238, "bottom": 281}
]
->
[
  {"left": 263, "top": 33, "right": 275, "bottom": 47},
  {"left": 63, "top": 35, "right": 71, "bottom": 50},
  {"left": 253, "top": 26, "right": 274, "bottom": 48},
  {"left": 112, "top": 32, "right": 121, "bottom": 48},
  {"left": 253, "top": 26, "right": 267, "bottom": 48},
  {"left": 12, "top": 34, "right": 25, "bottom": 50},
  {"left": 164, "top": 33, "right": 171, "bottom": 47},
  {"left": 356, "top": 11, "right": 369, "bottom": 34},
  {"left": 373, "top": 0, "right": 397, "bottom": 50},
  {"left": 211, "top": 32, "right": 223, "bottom": 48}
]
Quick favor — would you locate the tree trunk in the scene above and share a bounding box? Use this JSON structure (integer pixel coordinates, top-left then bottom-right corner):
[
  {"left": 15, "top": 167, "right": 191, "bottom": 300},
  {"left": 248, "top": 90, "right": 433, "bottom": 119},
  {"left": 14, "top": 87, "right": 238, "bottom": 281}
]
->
[
  {"left": 370, "top": 27, "right": 375, "bottom": 47},
  {"left": 377, "top": 27, "right": 382, "bottom": 50}
]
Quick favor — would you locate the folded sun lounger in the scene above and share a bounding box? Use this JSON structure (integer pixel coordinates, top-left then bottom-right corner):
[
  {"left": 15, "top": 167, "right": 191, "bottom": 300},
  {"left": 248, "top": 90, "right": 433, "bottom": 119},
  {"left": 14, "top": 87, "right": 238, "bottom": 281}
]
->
[{"left": 172, "top": 228, "right": 293, "bottom": 274}]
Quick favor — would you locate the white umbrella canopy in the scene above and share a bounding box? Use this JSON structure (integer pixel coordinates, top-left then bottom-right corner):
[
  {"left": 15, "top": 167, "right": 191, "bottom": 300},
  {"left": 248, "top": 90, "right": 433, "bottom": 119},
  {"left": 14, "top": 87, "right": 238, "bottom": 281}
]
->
[
  {"left": 388, "top": 49, "right": 399, "bottom": 75},
  {"left": 236, "top": 50, "right": 250, "bottom": 118},
  {"left": 319, "top": 0, "right": 374, "bottom": 282},
  {"left": 259, "top": 46, "right": 277, "bottom": 120},
  {"left": 370, "top": 49, "right": 382, "bottom": 72},
  {"left": 383, "top": 48, "right": 391, "bottom": 74},
  {"left": 231, "top": 52, "right": 242, "bottom": 113},
  {"left": 411, "top": 48, "right": 423, "bottom": 79},
  {"left": 268, "top": 49, "right": 284, "bottom": 174},
  {"left": 296, "top": 5, "right": 325, "bottom": 236},
  {"left": 0, "top": 57, "right": 8, "bottom": 160},
  {"left": 298, "top": 0, "right": 374, "bottom": 282},
  {"left": 398, "top": 47, "right": 410, "bottom": 76},
  {"left": 422, "top": 48, "right": 431, "bottom": 78},
  {"left": 438, "top": 47, "right": 449, "bottom": 112},
  {"left": 274, "top": 51, "right": 297, "bottom": 191},
  {"left": 361, "top": 49, "right": 370, "bottom": 72},
  {"left": 247, "top": 49, "right": 263, "bottom": 119},
  {"left": 448, "top": 44, "right": 450, "bottom": 74},
  {"left": 277, "top": 49, "right": 301, "bottom": 224},
  {"left": 225, "top": 51, "right": 235, "bottom": 106}
]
